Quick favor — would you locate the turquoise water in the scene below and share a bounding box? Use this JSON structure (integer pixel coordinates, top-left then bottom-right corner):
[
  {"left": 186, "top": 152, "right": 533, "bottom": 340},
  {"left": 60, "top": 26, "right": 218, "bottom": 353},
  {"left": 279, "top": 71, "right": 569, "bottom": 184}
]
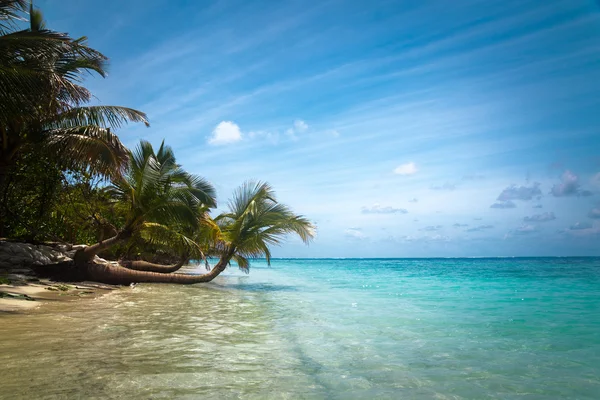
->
[{"left": 1, "top": 258, "right": 600, "bottom": 399}]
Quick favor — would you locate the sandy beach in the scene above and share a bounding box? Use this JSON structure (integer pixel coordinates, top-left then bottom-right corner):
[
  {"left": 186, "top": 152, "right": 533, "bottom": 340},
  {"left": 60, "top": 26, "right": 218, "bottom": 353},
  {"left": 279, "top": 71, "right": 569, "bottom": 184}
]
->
[{"left": 0, "top": 268, "right": 117, "bottom": 313}]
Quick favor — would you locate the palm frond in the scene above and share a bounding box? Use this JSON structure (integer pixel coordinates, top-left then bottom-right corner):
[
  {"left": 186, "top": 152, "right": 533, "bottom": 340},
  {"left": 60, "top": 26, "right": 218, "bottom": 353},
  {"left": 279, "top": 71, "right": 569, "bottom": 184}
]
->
[
  {"left": 138, "top": 222, "right": 204, "bottom": 260},
  {"left": 231, "top": 254, "right": 250, "bottom": 273},
  {"left": 0, "top": 0, "right": 27, "bottom": 33},
  {"left": 215, "top": 180, "right": 316, "bottom": 271},
  {"left": 49, "top": 106, "right": 149, "bottom": 129},
  {"left": 43, "top": 125, "right": 129, "bottom": 177}
]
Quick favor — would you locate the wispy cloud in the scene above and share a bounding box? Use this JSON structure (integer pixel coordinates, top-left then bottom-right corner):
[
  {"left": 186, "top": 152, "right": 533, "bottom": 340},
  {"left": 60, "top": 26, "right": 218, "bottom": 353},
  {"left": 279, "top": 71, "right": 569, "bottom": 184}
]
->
[
  {"left": 344, "top": 228, "right": 368, "bottom": 240},
  {"left": 399, "top": 234, "right": 450, "bottom": 243},
  {"left": 393, "top": 162, "right": 417, "bottom": 176},
  {"left": 431, "top": 183, "right": 456, "bottom": 191},
  {"left": 49, "top": 0, "right": 600, "bottom": 256},
  {"left": 490, "top": 201, "right": 517, "bottom": 209},
  {"left": 589, "top": 207, "right": 600, "bottom": 219},
  {"left": 361, "top": 204, "right": 408, "bottom": 214},
  {"left": 524, "top": 212, "right": 556, "bottom": 222},
  {"left": 570, "top": 222, "right": 592, "bottom": 230},
  {"left": 550, "top": 170, "right": 591, "bottom": 197},
  {"left": 497, "top": 183, "right": 541, "bottom": 201},
  {"left": 286, "top": 119, "right": 309, "bottom": 140},
  {"left": 466, "top": 224, "right": 494, "bottom": 232},
  {"left": 591, "top": 173, "right": 600, "bottom": 188},
  {"left": 513, "top": 224, "right": 537, "bottom": 234},
  {"left": 420, "top": 225, "right": 443, "bottom": 231},
  {"left": 561, "top": 222, "right": 600, "bottom": 238}
]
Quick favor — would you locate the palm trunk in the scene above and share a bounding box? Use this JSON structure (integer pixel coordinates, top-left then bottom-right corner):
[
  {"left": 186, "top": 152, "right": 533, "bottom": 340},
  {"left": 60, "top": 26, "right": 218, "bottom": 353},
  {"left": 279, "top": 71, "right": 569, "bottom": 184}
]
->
[
  {"left": 84, "top": 255, "right": 231, "bottom": 285},
  {"left": 73, "top": 229, "right": 132, "bottom": 267},
  {"left": 120, "top": 256, "right": 189, "bottom": 273}
]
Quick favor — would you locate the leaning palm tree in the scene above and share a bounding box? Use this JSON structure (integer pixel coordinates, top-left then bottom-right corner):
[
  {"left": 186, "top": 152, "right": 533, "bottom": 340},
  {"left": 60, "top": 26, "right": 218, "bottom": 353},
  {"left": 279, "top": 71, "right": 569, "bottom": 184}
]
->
[
  {"left": 73, "top": 140, "right": 217, "bottom": 270},
  {"left": 0, "top": 3, "right": 149, "bottom": 227},
  {"left": 82, "top": 181, "right": 316, "bottom": 285}
]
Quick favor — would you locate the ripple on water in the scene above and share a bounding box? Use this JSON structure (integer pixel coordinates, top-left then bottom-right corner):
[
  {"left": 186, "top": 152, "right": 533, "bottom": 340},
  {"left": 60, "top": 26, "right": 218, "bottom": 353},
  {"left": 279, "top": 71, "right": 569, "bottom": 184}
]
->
[{"left": 1, "top": 259, "right": 600, "bottom": 399}]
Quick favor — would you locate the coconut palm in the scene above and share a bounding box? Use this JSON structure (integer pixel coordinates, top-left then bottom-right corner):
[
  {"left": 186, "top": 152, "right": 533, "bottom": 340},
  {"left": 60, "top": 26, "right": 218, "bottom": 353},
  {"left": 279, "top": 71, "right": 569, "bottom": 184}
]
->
[
  {"left": 0, "top": 2, "right": 149, "bottom": 227},
  {"left": 81, "top": 181, "right": 316, "bottom": 285},
  {"left": 73, "top": 140, "right": 217, "bottom": 270}
]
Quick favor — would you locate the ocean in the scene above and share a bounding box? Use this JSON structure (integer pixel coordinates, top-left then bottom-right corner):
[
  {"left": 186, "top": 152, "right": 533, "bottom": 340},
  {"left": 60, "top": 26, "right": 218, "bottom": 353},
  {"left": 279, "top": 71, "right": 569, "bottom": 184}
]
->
[{"left": 1, "top": 258, "right": 599, "bottom": 399}]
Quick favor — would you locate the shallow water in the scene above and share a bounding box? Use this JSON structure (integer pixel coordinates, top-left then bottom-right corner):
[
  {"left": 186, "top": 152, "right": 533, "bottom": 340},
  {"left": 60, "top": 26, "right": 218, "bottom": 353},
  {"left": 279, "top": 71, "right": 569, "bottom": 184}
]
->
[{"left": 1, "top": 258, "right": 600, "bottom": 399}]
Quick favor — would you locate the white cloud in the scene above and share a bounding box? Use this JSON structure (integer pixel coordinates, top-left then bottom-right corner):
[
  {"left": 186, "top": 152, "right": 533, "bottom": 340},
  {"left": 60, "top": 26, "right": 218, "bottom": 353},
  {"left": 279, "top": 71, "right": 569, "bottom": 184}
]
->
[
  {"left": 399, "top": 234, "right": 450, "bottom": 243},
  {"left": 208, "top": 121, "right": 242, "bottom": 145},
  {"left": 285, "top": 119, "right": 310, "bottom": 140},
  {"left": 515, "top": 224, "right": 536, "bottom": 234},
  {"left": 420, "top": 225, "right": 443, "bottom": 231},
  {"left": 490, "top": 200, "right": 517, "bottom": 209},
  {"left": 361, "top": 203, "right": 408, "bottom": 214},
  {"left": 466, "top": 224, "right": 494, "bottom": 232},
  {"left": 325, "top": 129, "right": 340, "bottom": 138},
  {"left": 523, "top": 212, "right": 556, "bottom": 222},
  {"left": 393, "top": 162, "right": 417, "bottom": 175},
  {"left": 589, "top": 207, "right": 600, "bottom": 219},
  {"left": 497, "top": 183, "right": 541, "bottom": 201},
  {"left": 550, "top": 170, "right": 580, "bottom": 197},
  {"left": 344, "top": 228, "right": 368, "bottom": 240},
  {"left": 592, "top": 173, "right": 600, "bottom": 188},
  {"left": 570, "top": 222, "right": 592, "bottom": 230},
  {"left": 294, "top": 119, "right": 308, "bottom": 132},
  {"left": 562, "top": 222, "right": 600, "bottom": 238}
]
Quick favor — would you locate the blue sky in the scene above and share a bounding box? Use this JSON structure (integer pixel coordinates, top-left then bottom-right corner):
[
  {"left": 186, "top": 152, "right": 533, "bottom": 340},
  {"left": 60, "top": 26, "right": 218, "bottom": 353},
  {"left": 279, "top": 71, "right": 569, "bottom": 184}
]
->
[{"left": 41, "top": 0, "right": 600, "bottom": 257}]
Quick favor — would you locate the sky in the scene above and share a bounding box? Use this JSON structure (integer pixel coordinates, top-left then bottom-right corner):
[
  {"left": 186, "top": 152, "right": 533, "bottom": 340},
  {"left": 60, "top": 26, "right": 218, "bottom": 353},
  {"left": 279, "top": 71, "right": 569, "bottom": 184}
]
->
[{"left": 39, "top": 0, "right": 600, "bottom": 257}]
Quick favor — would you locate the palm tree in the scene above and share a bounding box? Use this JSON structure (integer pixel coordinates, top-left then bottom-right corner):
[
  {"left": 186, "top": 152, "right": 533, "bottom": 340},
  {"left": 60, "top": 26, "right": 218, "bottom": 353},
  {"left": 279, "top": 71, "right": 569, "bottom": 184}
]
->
[
  {"left": 0, "top": 2, "right": 149, "bottom": 233},
  {"left": 73, "top": 140, "right": 217, "bottom": 269},
  {"left": 81, "top": 181, "right": 316, "bottom": 285}
]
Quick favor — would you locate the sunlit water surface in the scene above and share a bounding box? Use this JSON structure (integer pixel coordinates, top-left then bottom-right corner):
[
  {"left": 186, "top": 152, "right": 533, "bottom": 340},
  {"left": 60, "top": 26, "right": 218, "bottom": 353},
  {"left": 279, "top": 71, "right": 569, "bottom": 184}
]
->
[{"left": 1, "top": 258, "right": 599, "bottom": 399}]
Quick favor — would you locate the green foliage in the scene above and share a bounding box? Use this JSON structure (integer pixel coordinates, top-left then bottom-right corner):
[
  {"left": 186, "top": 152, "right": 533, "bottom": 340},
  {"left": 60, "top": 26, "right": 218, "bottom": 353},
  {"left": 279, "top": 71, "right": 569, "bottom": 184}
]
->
[
  {"left": 215, "top": 181, "right": 316, "bottom": 271},
  {"left": 1, "top": 149, "right": 64, "bottom": 240},
  {"left": 0, "top": 3, "right": 148, "bottom": 225},
  {"left": 0, "top": 3, "right": 148, "bottom": 239},
  {"left": 104, "top": 140, "right": 217, "bottom": 260},
  {"left": 0, "top": 4, "right": 317, "bottom": 274},
  {"left": 1, "top": 148, "right": 127, "bottom": 243}
]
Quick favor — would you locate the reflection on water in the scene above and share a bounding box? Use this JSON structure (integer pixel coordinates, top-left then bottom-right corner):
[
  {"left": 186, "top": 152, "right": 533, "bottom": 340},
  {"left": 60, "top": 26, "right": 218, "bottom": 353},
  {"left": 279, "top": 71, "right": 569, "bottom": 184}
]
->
[
  {"left": 1, "top": 259, "right": 600, "bottom": 399},
  {"left": 0, "top": 278, "right": 318, "bottom": 399}
]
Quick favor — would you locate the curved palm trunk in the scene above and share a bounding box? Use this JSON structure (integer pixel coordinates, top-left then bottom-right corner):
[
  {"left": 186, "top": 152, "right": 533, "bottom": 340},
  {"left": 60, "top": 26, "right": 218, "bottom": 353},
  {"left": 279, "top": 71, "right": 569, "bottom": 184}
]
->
[
  {"left": 84, "top": 256, "right": 230, "bottom": 285},
  {"left": 120, "top": 256, "right": 189, "bottom": 273},
  {"left": 73, "top": 229, "right": 132, "bottom": 266}
]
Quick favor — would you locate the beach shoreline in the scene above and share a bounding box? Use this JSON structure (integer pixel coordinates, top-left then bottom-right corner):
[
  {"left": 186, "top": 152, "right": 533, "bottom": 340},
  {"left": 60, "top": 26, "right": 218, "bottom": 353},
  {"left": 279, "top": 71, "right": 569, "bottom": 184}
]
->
[
  {"left": 0, "top": 268, "right": 118, "bottom": 313},
  {"left": 0, "top": 240, "right": 121, "bottom": 313}
]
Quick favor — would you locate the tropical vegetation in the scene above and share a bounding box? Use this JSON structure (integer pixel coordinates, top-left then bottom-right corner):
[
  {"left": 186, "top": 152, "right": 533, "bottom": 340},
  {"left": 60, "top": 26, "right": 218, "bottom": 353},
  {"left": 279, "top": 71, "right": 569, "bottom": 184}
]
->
[{"left": 0, "top": 1, "right": 315, "bottom": 285}]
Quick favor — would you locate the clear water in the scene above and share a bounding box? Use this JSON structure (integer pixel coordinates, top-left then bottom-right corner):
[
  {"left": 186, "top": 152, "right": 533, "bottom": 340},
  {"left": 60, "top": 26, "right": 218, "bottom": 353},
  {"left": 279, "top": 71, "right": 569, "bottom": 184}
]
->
[{"left": 1, "top": 258, "right": 599, "bottom": 399}]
